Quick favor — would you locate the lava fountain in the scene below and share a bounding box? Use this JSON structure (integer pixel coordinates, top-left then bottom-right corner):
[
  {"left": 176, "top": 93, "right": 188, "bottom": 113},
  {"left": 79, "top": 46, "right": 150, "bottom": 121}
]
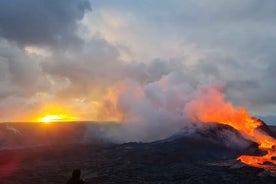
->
[{"left": 185, "top": 86, "right": 276, "bottom": 172}]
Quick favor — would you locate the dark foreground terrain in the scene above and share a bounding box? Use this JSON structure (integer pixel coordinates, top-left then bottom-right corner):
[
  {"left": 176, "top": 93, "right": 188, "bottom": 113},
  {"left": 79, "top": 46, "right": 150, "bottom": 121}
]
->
[{"left": 1, "top": 122, "right": 276, "bottom": 183}]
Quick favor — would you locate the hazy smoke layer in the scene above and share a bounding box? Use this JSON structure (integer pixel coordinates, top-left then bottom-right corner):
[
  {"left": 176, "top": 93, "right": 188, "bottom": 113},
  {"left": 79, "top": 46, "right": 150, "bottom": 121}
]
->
[{"left": 94, "top": 72, "right": 233, "bottom": 142}]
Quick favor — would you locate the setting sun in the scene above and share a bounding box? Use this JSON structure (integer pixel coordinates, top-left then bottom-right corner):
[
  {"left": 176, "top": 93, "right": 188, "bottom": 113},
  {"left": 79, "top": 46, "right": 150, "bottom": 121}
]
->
[{"left": 37, "top": 114, "right": 78, "bottom": 123}]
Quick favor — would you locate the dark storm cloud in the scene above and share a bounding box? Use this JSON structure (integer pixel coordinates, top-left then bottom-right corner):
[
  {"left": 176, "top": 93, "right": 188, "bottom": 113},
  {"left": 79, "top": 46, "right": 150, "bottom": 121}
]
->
[
  {"left": 0, "top": 40, "right": 47, "bottom": 99},
  {"left": 0, "top": 0, "right": 91, "bottom": 47}
]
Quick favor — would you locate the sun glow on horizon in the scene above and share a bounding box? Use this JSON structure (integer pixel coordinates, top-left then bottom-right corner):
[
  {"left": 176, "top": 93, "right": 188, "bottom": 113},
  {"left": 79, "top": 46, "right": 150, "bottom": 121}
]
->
[
  {"left": 29, "top": 103, "right": 81, "bottom": 123},
  {"left": 36, "top": 114, "right": 78, "bottom": 123}
]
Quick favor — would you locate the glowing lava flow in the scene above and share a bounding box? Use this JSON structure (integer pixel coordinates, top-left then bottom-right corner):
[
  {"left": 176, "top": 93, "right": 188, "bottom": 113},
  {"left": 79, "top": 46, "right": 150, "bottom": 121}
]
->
[
  {"left": 237, "top": 132, "right": 276, "bottom": 172},
  {"left": 201, "top": 110, "right": 276, "bottom": 172},
  {"left": 186, "top": 86, "right": 276, "bottom": 172}
]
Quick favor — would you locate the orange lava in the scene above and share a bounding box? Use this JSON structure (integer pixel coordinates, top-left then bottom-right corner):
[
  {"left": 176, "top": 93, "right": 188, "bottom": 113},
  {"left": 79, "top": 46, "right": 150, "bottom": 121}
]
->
[
  {"left": 238, "top": 148, "right": 276, "bottom": 172},
  {"left": 202, "top": 109, "right": 276, "bottom": 172},
  {"left": 187, "top": 86, "right": 276, "bottom": 172}
]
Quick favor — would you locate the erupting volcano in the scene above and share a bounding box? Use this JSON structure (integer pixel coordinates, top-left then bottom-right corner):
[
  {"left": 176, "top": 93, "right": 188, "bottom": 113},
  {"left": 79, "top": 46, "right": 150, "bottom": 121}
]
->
[{"left": 186, "top": 86, "right": 276, "bottom": 172}]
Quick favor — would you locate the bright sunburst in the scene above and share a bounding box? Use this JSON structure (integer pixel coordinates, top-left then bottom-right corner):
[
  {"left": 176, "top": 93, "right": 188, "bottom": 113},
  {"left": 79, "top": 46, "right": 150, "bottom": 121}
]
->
[{"left": 37, "top": 114, "right": 77, "bottom": 123}]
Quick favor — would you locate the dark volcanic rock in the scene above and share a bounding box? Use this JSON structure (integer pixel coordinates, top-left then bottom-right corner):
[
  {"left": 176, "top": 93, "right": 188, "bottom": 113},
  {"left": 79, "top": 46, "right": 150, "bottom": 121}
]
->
[
  {"left": 253, "top": 117, "right": 275, "bottom": 138},
  {"left": 151, "top": 123, "right": 257, "bottom": 161},
  {"left": 1, "top": 122, "right": 276, "bottom": 183}
]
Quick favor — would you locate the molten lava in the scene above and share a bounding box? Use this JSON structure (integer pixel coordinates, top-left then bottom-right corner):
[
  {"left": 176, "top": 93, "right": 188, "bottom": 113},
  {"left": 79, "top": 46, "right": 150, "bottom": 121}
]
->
[{"left": 187, "top": 86, "right": 276, "bottom": 172}]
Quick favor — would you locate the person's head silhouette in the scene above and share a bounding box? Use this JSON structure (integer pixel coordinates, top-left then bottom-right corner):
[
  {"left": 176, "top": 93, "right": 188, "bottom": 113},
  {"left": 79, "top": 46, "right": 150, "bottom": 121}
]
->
[
  {"left": 72, "top": 169, "right": 81, "bottom": 179},
  {"left": 67, "top": 169, "right": 85, "bottom": 184}
]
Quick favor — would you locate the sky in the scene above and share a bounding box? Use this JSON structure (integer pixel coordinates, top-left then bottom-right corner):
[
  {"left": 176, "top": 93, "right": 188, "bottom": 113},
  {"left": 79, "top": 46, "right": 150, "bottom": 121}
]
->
[{"left": 0, "top": 0, "right": 276, "bottom": 124}]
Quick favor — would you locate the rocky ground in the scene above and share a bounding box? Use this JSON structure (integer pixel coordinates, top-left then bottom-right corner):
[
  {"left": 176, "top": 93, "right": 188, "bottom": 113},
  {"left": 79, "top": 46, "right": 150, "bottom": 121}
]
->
[
  {"left": 1, "top": 122, "right": 276, "bottom": 183},
  {"left": 2, "top": 144, "right": 276, "bottom": 184}
]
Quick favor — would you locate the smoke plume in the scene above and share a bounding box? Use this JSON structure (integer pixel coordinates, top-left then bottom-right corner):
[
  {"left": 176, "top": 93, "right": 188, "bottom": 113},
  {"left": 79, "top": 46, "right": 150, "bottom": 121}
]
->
[{"left": 92, "top": 72, "right": 246, "bottom": 143}]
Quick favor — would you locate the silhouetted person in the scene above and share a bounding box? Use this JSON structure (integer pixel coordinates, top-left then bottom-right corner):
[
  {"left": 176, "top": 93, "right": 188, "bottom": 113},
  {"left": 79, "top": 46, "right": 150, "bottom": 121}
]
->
[{"left": 66, "top": 169, "right": 85, "bottom": 184}]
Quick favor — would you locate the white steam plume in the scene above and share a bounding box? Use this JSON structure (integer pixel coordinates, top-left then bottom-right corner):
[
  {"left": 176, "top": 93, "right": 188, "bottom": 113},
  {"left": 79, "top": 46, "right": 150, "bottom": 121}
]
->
[{"left": 95, "top": 72, "right": 227, "bottom": 143}]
